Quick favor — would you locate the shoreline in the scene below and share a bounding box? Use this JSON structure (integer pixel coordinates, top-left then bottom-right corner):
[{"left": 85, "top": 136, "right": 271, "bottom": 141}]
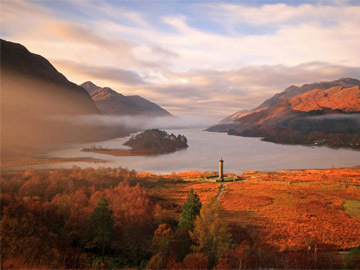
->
[
  {"left": 82, "top": 147, "right": 185, "bottom": 157},
  {"left": 0, "top": 156, "right": 109, "bottom": 168},
  {"left": 206, "top": 130, "right": 360, "bottom": 151}
]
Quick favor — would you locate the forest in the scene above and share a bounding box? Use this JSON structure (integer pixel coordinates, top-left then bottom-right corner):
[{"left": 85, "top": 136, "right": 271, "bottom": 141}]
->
[
  {"left": 1, "top": 167, "right": 360, "bottom": 269},
  {"left": 124, "top": 129, "right": 188, "bottom": 154}
]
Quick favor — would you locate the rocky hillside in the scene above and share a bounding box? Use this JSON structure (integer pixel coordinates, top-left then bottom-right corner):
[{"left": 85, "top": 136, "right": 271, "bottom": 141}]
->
[
  {"left": 208, "top": 78, "right": 360, "bottom": 150},
  {"left": 81, "top": 81, "right": 172, "bottom": 117}
]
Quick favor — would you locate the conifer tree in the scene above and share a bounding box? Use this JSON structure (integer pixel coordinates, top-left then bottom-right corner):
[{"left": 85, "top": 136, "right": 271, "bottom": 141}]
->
[
  {"left": 178, "top": 189, "right": 201, "bottom": 231},
  {"left": 90, "top": 197, "right": 114, "bottom": 263},
  {"left": 190, "top": 199, "right": 232, "bottom": 267}
]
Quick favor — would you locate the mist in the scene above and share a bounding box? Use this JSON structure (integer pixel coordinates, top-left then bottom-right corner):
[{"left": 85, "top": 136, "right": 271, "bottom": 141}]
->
[
  {"left": 307, "top": 113, "right": 360, "bottom": 123},
  {"left": 50, "top": 114, "right": 220, "bottom": 131}
]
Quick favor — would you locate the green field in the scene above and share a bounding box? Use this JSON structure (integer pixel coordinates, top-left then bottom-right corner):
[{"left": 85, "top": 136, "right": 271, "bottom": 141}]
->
[{"left": 343, "top": 200, "right": 360, "bottom": 220}]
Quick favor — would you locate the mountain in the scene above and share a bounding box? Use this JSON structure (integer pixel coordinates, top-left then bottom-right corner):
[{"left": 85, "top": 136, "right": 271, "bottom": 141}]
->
[
  {"left": 208, "top": 78, "right": 360, "bottom": 150},
  {"left": 80, "top": 81, "right": 172, "bottom": 117},
  {"left": 1, "top": 39, "right": 100, "bottom": 157},
  {"left": 81, "top": 81, "right": 100, "bottom": 94},
  {"left": 1, "top": 39, "right": 98, "bottom": 115},
  {"left": 254, "top": 78, "right": 360, "bottom": 112}
]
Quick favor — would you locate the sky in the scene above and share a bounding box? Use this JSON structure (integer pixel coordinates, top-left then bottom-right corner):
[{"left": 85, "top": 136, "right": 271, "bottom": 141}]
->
[{"left": 1, "top": 0, "right": 360, "bottom": 118}]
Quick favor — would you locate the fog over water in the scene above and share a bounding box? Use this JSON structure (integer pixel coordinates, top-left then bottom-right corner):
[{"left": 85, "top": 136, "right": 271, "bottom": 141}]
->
[{"left": 14, "top": 128, "right": 360, "bottom": 174}]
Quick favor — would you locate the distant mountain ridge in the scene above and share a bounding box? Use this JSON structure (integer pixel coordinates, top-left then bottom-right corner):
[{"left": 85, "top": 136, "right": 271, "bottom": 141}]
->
[
  {"left": 208, "top": 78, "right": 360, "bottom": 150},
  {"left": 80, "top": 81, "right": 172, "bottom": 117}
]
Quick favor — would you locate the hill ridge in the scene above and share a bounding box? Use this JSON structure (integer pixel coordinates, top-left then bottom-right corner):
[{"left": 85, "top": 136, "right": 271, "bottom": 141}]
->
[
  {"left": 208, "top": 78, "right": 360, "bottom": 150},
  {"left": 80, "top": 81, "right": 172, "bottom": 117}
]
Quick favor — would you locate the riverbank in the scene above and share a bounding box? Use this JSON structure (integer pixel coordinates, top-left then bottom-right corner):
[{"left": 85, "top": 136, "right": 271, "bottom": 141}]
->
[
  {"left": 82, "top": 147, "right": 184, "bottom": 157},
  {"left": 0, "top": 156, "right": 108, "bottom": 168}
]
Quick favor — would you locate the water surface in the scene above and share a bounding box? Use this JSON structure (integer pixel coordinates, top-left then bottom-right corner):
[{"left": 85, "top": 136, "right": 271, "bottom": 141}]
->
[{"left": 11, "top": 128, "right": 360, "bottom": 173}]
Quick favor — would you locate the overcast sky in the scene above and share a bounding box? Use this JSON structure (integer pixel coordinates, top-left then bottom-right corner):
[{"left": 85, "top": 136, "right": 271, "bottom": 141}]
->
[{"left": 1, "top": 0, "right": 360, "bottom": 118}]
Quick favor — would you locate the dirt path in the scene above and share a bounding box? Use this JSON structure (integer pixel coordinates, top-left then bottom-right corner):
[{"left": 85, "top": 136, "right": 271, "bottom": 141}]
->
[{"left": 216, "top": 183, "right": 226, "bottom": 200}]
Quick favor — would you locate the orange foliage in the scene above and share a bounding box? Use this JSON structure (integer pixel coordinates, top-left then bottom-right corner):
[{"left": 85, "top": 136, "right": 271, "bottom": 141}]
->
[
  {"left": 2, "top": 166, "right": 359, "bottom": 268},
  {"left": 221, "top": 168, "right": 360, "bottom": 251}
]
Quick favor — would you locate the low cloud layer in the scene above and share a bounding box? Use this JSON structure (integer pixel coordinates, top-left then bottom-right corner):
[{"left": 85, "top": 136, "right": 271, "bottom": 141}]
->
[
  {"left": 308, "top": 114, "right": 360, "bottom": 122},
  {"left": 51, "top": 115, "right": 219, "bottom": 130}
]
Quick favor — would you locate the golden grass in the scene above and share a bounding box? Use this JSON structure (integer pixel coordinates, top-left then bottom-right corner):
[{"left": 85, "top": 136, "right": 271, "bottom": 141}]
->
[{"left": 220, "top": 168, "right": 360, "bottom": 251}]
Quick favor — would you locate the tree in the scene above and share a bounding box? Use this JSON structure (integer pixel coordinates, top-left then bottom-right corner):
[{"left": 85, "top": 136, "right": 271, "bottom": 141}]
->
[
  {"left": 190, "top": 199, "right": 232, "bottom": 267},
  {"left": 344, "top": 245, "right": 360, "bottom": 269},
  {"left": 90, "top": 197, "right": 114, "bottom": 263},
  {"left": 172, "top": 189, "right": 202, "bottom": 261},
  {"left": 178, "top": 189, "right": 201, "bottom": 231},
  {"left": 151, "top": 223, "right": 173, "bottom": 255},
  {"left": 146, "top": 253, "right": 164, "bottom": 269}
]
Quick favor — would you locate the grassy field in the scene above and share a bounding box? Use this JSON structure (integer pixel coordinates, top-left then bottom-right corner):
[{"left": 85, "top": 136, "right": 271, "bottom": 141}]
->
[
  {"left": 343, "top": 200, "right": 360, "bottom": 220},
  {"left": 136, "top": 171, "right": 222, "bottom": 220},
  {"left": 146, "top": 168, "right": 360, "bottom": 252}
]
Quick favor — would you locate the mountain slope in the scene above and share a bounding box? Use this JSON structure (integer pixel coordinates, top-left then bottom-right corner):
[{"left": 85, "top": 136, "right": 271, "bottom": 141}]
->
[
  {"left": 1, "top": 40, "right": 98, "bottom": 115},
  {"left": 208, "top": 78, "right": 360, "bottom": 150},
  {"left": 288, "top": 86, "right": 360, "bottom": 112},
  {"left": 80, "top": 81, "right": 172, "bottom": 117},
  {"left": 254, "top": 78, "right": 360, "bottom": 111},
  {"left": 1, "top": 39, "right": 100, "bottom": 156}
]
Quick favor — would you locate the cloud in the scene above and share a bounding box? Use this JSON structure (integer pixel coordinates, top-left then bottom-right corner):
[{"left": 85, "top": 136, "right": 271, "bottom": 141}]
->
[
  {"left": 0, "top": 0, "right": 177, "bottom": 70},
  {"left": 199, "top": 2, "right": 360, "bottom": 26},
  {"left": 137, "top": 62, "right": 360, "bottom": 116},
  {"left": 53, "top": 60, "right": 145, "bottom": 86}
]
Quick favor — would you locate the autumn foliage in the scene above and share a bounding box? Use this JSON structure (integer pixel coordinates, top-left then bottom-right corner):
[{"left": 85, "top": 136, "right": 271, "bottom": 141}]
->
[{"left": 1, "top": 167, "right": 359, "bottom": 269}]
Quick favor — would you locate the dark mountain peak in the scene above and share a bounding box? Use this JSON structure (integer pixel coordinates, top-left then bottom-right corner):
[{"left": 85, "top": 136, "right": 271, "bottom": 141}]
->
[
  {"left": 1, "top": 39, "right": 69, "bottom": 84},
  {"left": 333, "top": 77, "right": 360, "bottom": 87},
  {"left": 1, "top": 39, "right": 100, "bottom": 156},
  {"left": 80, "top": 81, "right": 100, "bottom": 93},
  {"left": 80, "top": 81, "right": 171, "bottom": 117},
  {"left": 1, "top": 39, "right": 98, "bottom": 115}
]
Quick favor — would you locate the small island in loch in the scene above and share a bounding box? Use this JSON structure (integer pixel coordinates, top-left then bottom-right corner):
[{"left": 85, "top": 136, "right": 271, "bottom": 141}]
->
[{"left": 82, "top": 129, "right": 188, "bottom": 156}]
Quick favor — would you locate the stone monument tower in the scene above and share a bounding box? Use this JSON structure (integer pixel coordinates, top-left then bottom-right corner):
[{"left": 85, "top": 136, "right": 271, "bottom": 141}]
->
[{"left": 219, "top": 157, "right": 224, "bottom": 181}]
